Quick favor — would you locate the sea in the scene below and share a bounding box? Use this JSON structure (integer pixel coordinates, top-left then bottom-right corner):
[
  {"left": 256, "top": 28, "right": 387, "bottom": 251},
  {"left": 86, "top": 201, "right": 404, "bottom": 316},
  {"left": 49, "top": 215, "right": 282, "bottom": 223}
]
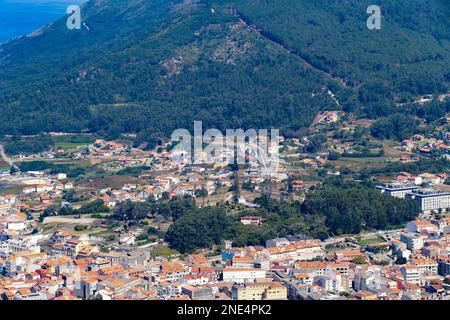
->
[{"left": 0, "top": 0, "right": 87, "bottom": 42}]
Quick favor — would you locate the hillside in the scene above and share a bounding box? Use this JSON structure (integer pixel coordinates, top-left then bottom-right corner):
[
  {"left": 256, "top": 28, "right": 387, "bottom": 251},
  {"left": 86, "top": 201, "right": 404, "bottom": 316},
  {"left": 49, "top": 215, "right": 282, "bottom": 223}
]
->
[{"left": 0, "top": 0, "right": 448, "bottom": 147}]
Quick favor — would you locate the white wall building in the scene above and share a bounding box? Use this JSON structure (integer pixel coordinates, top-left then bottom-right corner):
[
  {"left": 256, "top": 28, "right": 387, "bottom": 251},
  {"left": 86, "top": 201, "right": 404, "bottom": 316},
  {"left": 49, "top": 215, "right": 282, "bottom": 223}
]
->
[{"left": 222, "top": 268, "right": 266, "bottom": 283}]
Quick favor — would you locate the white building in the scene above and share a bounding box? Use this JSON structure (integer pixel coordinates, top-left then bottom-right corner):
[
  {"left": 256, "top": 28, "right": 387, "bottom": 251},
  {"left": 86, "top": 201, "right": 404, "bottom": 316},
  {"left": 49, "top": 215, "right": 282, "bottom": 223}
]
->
[
  {"left": 411, "top": 258, "right": 438, "bottom": 276},
  {"left": 376, "top": 183, "right": 419, "bottom": 199},
  {"left": 315, "top": 270, "right": 342, "bottom": 293},
  {"left": 400, "top": 233, "right": 425, "bottom": 251},
  {"left": 222, "top": 267, "right": 266, "bottom": 283},
  {"left": 406, "top": 220, "right": 438, "bottom": 233},
  {"left": 401, "top": 266, "right": 420, "bottom": 284},
  {"left": 405, "top": 188, "right": 450, "bottom": 213}
]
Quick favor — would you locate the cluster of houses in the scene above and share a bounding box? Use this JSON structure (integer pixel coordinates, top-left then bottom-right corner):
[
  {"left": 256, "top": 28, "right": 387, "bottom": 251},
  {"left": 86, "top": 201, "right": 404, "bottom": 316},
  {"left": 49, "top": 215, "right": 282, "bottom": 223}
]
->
[
  {"left": 1, "top": 214, "right": 450, "bottom": 300},
  {"left": 0, "top": 195, "right": 35, "bottom": 237},
  {"left": 400, "top": 134, "right": 450, "bottom": 156}
]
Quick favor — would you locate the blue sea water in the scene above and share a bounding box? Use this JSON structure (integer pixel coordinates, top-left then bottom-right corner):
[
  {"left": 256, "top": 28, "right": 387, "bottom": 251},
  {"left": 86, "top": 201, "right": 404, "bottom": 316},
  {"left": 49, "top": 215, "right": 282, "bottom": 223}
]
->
[{"left": 0, "top": 0, "right": 87, "bottom": 42}]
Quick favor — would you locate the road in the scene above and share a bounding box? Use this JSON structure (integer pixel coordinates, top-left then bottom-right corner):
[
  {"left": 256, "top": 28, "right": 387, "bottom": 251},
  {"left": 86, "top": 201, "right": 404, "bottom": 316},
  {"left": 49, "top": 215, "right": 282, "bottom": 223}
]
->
[
  {"left": 0, "top": 143, "right": 19, "bottom": 170},
  {"left": 43, "top": 216, "right": 98, "bottom": 225}
]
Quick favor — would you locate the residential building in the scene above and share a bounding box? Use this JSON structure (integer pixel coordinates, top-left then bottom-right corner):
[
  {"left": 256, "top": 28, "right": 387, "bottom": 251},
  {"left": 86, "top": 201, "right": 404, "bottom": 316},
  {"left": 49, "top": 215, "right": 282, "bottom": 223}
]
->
[
  {"left": 222, "top": 268, "right": 266, "bottom": 283},
  {"left": 231, "top": 281, "right": 287, "bottom": 300}
]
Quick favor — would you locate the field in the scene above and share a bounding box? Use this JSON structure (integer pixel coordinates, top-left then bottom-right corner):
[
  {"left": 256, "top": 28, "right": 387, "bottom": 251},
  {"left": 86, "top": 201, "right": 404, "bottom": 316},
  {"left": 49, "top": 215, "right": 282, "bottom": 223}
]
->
[
  {"left": 356, "top": 237, "right": 387, "bottom": 246},
  {"left": 52, "top": 135, "right": 96, "bottom": 149},
  {"left": 152, "top": 244, "right": 180, "bottom": 258},
  {"left": 0, "top": 184, "right": 25, "bottom": 195}
]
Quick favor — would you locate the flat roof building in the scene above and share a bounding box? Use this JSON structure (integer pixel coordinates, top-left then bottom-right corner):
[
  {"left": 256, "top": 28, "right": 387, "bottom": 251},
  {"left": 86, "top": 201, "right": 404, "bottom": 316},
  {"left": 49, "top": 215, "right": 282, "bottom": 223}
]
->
[
  {"left": 375, "top": 183, "right": 419, "bottom": 199},
  {"left": 405, "top": 188, "right": 450, "bottom": 213}
]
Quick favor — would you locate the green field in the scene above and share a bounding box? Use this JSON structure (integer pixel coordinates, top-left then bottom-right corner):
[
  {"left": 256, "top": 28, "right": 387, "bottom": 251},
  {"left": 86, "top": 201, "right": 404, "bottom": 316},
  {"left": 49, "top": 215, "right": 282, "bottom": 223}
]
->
[
  {"left": 152, "top": 245, "right": 180, "bottom": 258},
  {"left": 53, "top": 135, "right": 96, "bottom": 149},
  {"left": 357, "top": 237, "right": 387, "bottom": 246}
]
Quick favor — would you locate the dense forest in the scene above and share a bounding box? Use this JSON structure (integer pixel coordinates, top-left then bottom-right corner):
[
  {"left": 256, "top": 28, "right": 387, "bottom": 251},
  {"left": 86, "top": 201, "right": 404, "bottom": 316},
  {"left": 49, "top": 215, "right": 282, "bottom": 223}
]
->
[
  {"left": 0, "top": 0, "right": 448, "bottom": 149},
  {"left": 163, "top": 180, "right": 419, "bottom": 253}
]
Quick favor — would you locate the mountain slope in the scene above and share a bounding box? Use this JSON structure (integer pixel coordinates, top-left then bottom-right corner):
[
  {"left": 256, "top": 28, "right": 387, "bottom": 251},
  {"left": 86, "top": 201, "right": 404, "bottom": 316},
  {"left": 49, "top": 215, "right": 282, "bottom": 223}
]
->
[{"left": 0, "top": 0, "right": 448, "bottom": 146}]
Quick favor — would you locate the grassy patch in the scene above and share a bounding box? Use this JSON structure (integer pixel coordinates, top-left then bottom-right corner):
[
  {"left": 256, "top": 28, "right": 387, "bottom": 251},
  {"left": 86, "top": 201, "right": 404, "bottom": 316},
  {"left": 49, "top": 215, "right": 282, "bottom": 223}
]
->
[
  {"left": 152, "top": 244, "right": 179, "bottom": 258},
  {"left": 357, "top": 237, "right": 386, "bottom": 246},
  {"left": 53, "top": 135, "right": 96, "bottom": 149}
]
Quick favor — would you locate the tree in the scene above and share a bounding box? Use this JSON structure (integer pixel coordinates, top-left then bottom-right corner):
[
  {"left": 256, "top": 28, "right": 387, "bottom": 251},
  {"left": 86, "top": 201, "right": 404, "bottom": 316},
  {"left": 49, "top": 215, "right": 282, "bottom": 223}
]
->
[
  {"left": 327, "top": 152, "right": 340, "bottom": 161},
  {"left": 165, "top": 207, "right": 231, "bottom": 253},
  {"left": 352, "top": 256, "right": 367, "bottom": 265},
  {"left": 395, "top": 257, "right": 407, "bottom": 265},
  {"left": 195, "top": 188, "right": 208, "bottom": 205}
]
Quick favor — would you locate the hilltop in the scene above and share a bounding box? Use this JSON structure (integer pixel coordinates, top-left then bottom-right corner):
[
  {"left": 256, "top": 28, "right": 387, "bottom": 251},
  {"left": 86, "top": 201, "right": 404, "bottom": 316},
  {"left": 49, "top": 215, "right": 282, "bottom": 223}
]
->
[{"left": 0, "top": 0, "right": 448, "bottom": 147}]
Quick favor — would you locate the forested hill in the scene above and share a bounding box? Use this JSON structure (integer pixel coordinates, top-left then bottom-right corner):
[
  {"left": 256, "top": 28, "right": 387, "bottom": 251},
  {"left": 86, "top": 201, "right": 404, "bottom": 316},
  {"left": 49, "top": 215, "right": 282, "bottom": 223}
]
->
[{"left": 0, "top": 0, "right": 448, "bottom": 146}]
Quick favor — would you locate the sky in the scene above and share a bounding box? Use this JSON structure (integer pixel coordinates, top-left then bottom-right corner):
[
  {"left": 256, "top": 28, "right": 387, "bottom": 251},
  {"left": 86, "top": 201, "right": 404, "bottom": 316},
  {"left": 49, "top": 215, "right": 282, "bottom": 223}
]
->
[{"left": 0, "top": 0, "right": 87, "bottom": 42}]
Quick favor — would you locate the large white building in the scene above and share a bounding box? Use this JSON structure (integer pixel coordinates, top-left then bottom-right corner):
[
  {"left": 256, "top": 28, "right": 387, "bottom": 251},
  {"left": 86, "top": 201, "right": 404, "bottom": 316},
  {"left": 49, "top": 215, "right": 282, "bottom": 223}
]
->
[
  {"left": 376, "top": 183, "right": 419, "bottom": 199},
  {"left": 222, "top": 267, "right": 266, "bottom": 283},
  {"left": 405, "top": 188, "right": 450, "bottom": 213}
]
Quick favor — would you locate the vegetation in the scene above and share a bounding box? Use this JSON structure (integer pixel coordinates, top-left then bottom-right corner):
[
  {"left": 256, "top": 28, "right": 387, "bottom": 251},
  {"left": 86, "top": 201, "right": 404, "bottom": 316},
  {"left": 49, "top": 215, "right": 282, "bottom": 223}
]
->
[
  {"left": 370, "top": 113, "right": 418, "bottom": 140},
  {"left": 365, "top": 158, "right": 450, "bottom": 176},
  {"left": 163, "top": 180, "right": 419, "bottom": 253},
  {"left": 40, "top": 200, "right": 110, "bottom": 220},
  {"left": 0, "top": 0, "right": 447, "bottom": 149},
  {"left": 19, "top": 161, "right": 87, "bottom": 178},
  {"left": 3, "top": 135, "right": 54, "bottom": 155},
  {"left": 302, "top": 182, "right": 419, "bottom": 235}
]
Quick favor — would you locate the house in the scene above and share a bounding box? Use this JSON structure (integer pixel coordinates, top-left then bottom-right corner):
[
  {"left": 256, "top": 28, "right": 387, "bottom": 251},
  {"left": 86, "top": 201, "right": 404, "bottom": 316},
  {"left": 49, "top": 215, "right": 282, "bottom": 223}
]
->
[
  {"left": 354, "top": 290, "right": 378, "bottom": 300},
  {"left": 74, "top": 278, "right": 98, "bottom": 299},
  {"left": 411, "top": 258, "right": 438, "bottom": 276},
  {"left": 400, "top": 233, "right": 424, "bottom": 251},
  {"left": 0, "top": 201, "right": 12, "bottom": 215},
  {"left": 181, "top": 285, "right": 213, "bottom": 300},
  {"left": 232, "top": 256, "right": 254, "bottom": 268},
  {"left": 401, "top": 266, "right": 420, "bottom": 284},
  {"left": 264, "top": 240, "right": 324, "bottom": 262},
  {"left": 22, "top": 186, "right": 36, "bottom": 194},
  {"left": 334, "top": 249, "right": 366, "bottom": 262},
  {"left": 291, "top": 180, "right": 304, "bottom": 191},
  {"left": 240, "top": 216, "right": 264, "bottom": 226},
  {"left": 6, "top": 213, "right": 28, "bottom": 231},
  {"left": 265, "top": 238, "right": 290, "bottom": 248},
  {"left": 185, "top": 254, "right": 209, "bottom": 267},
  {"left": 231, "top": 281, "right": 287, "bottom": 300},
  {"left": 119, "top": 234, "right": 135, "bottom": 246},
  {"left": 160, "top": 261, "right": 188, "bottom": 282},
  {"left": 418, "top": 173, "right": 442, "bottom": 185},
  {"left": 406, "top": 220, "right": 438, "bottom": 234},
  {"left": 396, "top": 172, "right": 422, "bottom": 185},
  {"left": 315, "top": 270, "right": 342, "bottom": 293}
]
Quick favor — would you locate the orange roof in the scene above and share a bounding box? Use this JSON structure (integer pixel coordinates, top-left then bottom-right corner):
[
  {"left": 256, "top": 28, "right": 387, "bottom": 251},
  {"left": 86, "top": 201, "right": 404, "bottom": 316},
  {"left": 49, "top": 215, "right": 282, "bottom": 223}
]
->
[
  {"left": 233, "top": 256, "right": 254, "bottom": 263},
  {"left": 412, "top": 258, "right": 437, "bottom": 265},
  {"left": 161, "top": 261, "right": 185, "bottom": 274},
  {"left": 295, "top": 261, "right": 327, "bottom": 269}
]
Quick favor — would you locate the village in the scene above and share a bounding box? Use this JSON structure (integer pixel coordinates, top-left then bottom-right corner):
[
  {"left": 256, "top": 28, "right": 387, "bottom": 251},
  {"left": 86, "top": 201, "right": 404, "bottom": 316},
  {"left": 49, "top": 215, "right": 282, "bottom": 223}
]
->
[{"left": 1, "top": 110, "right": 450, "bottom": 300}]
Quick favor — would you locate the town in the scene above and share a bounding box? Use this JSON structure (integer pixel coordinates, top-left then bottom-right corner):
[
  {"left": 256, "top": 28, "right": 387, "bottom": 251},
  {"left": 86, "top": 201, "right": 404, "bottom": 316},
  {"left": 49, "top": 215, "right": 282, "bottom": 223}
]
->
[{"left": 1, "top": 108, "right": 450, "bottom": 300}]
